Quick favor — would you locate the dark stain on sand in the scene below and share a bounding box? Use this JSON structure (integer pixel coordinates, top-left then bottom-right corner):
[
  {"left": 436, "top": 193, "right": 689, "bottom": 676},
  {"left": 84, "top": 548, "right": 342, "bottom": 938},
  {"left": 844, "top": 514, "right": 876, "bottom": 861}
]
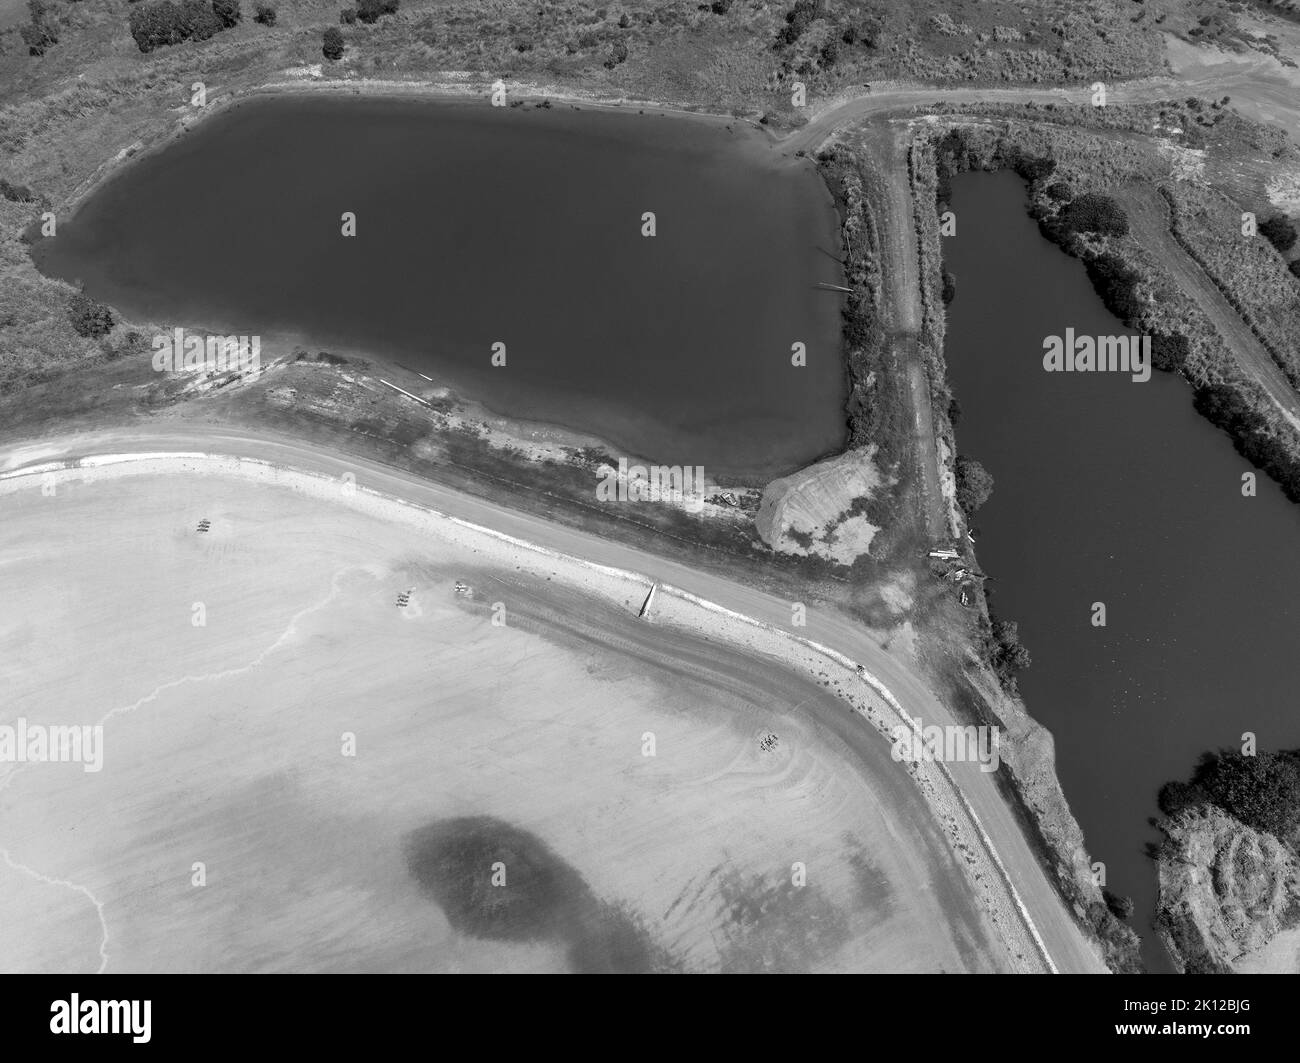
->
[
  {"left": 403, "top": 816, "right": 673, "bottom": 973},
  {"left": 715, "top": 869, "right": 850, "bottom": 973}
]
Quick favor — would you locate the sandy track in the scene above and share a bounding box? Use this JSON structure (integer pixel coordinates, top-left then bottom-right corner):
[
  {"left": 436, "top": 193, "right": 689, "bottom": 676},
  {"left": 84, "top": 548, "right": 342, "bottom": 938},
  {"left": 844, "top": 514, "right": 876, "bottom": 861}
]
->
[
  {"left": 0, "top": 428, "right": 1105, "bottom": 972},
  {"left": 855, "top": 120, "right": 948, "bottom": 543}
]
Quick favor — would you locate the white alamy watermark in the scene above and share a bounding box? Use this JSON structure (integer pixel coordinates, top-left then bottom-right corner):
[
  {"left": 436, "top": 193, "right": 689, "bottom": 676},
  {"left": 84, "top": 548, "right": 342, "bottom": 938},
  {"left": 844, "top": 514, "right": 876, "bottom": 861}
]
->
[
  {"left": 0, "top": 718, "right": 103, "bottom": 773},
  {"left": 891, "top": 718, "right": 1000, "bottom": 773},
  {"left": 151, "top": 327, "right": 261, "bottom": 375},
  {"left": 50, "top": 995, "right": 150, "bottom": 1043},
  {"left": 1042, "top": 330, "right": 1150, "bottom": 383},
  {"left": 596, "top": 458, "right": 709, "bottom": 514}
]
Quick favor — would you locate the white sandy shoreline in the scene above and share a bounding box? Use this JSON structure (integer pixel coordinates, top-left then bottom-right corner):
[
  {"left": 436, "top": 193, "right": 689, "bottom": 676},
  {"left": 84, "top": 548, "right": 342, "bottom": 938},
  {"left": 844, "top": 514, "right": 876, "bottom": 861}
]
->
[{"left": 0, "top": 449, "right": 1056, "bottom": 972}]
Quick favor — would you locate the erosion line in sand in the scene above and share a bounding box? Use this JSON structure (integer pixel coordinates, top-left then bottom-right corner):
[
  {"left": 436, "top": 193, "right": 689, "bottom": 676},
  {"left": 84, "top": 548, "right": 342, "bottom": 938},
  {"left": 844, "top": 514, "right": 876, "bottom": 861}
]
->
[{"left": 1, "top": 847, "right": 110, "bottom": 974}]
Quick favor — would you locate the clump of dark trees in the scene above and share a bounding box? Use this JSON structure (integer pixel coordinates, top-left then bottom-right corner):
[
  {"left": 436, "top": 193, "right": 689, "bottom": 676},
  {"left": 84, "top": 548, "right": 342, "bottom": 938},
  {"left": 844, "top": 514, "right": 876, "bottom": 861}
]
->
[
  {"left": 955, "top": 455, "right": 993, "bottom": 515},
  {"left": 66, "top": 292, "right": 115, "bottom": 339},
  {"left": 1194, "top": 383, "right": 1300, "bottom": 504},
  {"left": 1258, "top": 213, "right": 1299, "bottom": 280},
  {"left": 1054, "top": 192, "right": 1130, "bottom": 239},
  {"left": 603, "top": 37, "right": 628, "bottom": 68},
  {"left": 1159, "top": 748, "right": 1300, "bottom": 843},
  {"left": 775, "top": 0, "right": 826, "bottom": 48},
  {"left": 322, "top": 25, "right": 344, "bottom": 59},
  {"left": 1259, "top": 214, "right": 1297, "bottom": 255},
  {"left": 341, "top": 0, "right": 397, "bottom": 24},
  {"left": 772, "top": 0, "right": 880, "bottom": 70},
  {"left": 128, "top": 0, "right": 242, "bottom": 53},
  {"left": 0, "top": 178, "right": 37, "bottom": 203},
  {"left": 985, "top": 616, "right": 1031, "bottom": 692}
]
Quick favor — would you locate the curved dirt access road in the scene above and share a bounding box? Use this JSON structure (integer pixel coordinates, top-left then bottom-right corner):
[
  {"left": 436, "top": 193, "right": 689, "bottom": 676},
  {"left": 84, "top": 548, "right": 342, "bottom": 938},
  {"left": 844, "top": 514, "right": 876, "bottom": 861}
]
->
[
  {"left": 0, "top": 426, "right": 1107, "bottom": 973},
  {"left": 784, "top": 54, "right": 1300, "bottom": 161},
  {"left": 0, "top": 463, "right": 1017, "bottom": 973}
]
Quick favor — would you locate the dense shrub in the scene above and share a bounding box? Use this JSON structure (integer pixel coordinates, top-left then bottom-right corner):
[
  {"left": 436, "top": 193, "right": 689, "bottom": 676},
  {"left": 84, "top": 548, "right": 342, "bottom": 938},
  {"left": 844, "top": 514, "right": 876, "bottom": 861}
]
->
[
  {"left": 1011, "top": 154, "right": 1056, "bottom": 185},
  {"left": 67, "top": 293, "right": 115, "bottom": 339},
  {"left": 988, "top": 617, "right": 1031, "bottom": 688},
  {"left": 178, "top": 0, "right": 223, "bottom": 41},
  {"left": 212, "top": 0, "right": 240, "bottom": 28},
  {"left": 129, "top": 0, "right": 231, "bottom": 52},
  {"left": 0, "top": 178, "right": 36, "bottom": 203},
  {"left": 775, "top": 0, "right": 824, "bottom": 48},
  {"left": 1187, "top": 750, "right": 1300, "bottom": 841},
  {"left": 1158, "top": 779, "right": 1209, "bottom": 818},
  {"left": 355, "top": 0, "right": 398, "bottom": 23},
  {"left": 323, "top": 25, "right": 344, "bottom": 59},
  {"left": 1259, "top": 214, "right": 1298, "bottom": 254},
  {"left": 1103, "top": 890, "right": 1135, "bottom": 920},
  {"left": 1058, "top": 193, "right": 1130, "bottom": 237},
  {"left": 1194, "top": 382, "right": 1300, "bottom": 504},
  {"left": 941, "top": 268, "right": 956, "bottom": 305},
  {"left": 1082, "top": 252, "right": 1143, "bottom": 322},
  {"left": 339, "top": 7, "right": 356, "bottom": 24},
  {"left": 955, "top": 456, "right": 993, "bottom": 514},
  {"left": 603, "top": 38, "right": 628, "bottom": 68},
  {"left": 253, "top": 1, "right": 275, "bottom": 24},
  {"left": 129, "top": 1, "right": 180, "bottom": 52},
  {"left": 1150, "top": 332, "right": 1191, "bottom": 373}
]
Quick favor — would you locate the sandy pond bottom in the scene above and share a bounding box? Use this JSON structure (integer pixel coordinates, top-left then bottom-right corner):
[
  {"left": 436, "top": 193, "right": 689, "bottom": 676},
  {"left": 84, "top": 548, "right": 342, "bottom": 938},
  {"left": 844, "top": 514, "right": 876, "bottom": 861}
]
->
[{"left": 0, "top": 471, "right": 1006, "bottom": 973}]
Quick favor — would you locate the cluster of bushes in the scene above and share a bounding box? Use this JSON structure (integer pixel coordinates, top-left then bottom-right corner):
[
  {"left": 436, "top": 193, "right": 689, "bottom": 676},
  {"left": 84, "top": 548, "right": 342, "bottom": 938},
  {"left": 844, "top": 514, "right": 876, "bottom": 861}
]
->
[
  {"left": 21, "top": 0, "right": 59, "bottom": 56},
  {"left": 603, "top": 37, "right": 628, "bottom": 69},
  {"left": 1149, "top": 332, "right": 1191, "bottom": 373},
  {"left": 774, "top": 0, "right": 825, "bottom": 48},
  {"left": 128, "top": 0, "right": 241, "bottom": 54},
  {"left": 1055, "top": 192, "right": 1130, "bottom": 238},
  {"left": 253, "top": 2, "right": 275, "bottom": 25},
  {"left": 1001, "top": 147, "right": 1056, "bottom": 185},
  {"left": 1080, "top": 251, "right": 1143, "bottom": 322},
  {"left": 323, "top": 25, "right": 344, "bottom": 59},
  {"left": 1159, "top": 749, "right": 1300, "bottom": 842},
  {"left": 66, "top": 292, "right": 115, "bottom": 339},
  {"left": 0, "top": 178, "right": 37, "bottom": 203},
  {"left": 340, "top": 0, "right": 397, "bottom": 24},
  {"left": 986, "top": 617, "right": 1031, "bottom": 691},
  {"left": 839, "top": 18, "right": 881, "bottom": 49},
  {"left": 955, "top": 455, "right": 994, "bottom": 515},
  {"left": 1259, "top": 214, "right": 1298, "bottom": 254},
  {"left": 1193, "top": 382, "right": 1300, "bottom": 504}
]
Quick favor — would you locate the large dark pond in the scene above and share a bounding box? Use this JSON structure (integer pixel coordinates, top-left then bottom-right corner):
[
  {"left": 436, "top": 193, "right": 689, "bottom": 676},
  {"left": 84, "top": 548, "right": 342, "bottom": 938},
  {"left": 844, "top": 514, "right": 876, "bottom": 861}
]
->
[
  {"left": 33, "top": 94, "right": 848, "bottom": 481},
  {"left": 944, "top": 171, "right": 1300, "bottom": 969}
]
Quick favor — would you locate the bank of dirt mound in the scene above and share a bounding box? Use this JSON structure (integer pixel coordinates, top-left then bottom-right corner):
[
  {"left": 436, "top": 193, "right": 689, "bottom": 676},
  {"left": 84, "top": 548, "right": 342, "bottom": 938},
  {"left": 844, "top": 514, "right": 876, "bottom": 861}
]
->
[
  {"left": 756, "top": 446, "right": 887, "bottom": 565},
  {"left": 1156, "top": 806, "right": 1300, "bottom": 973}
]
